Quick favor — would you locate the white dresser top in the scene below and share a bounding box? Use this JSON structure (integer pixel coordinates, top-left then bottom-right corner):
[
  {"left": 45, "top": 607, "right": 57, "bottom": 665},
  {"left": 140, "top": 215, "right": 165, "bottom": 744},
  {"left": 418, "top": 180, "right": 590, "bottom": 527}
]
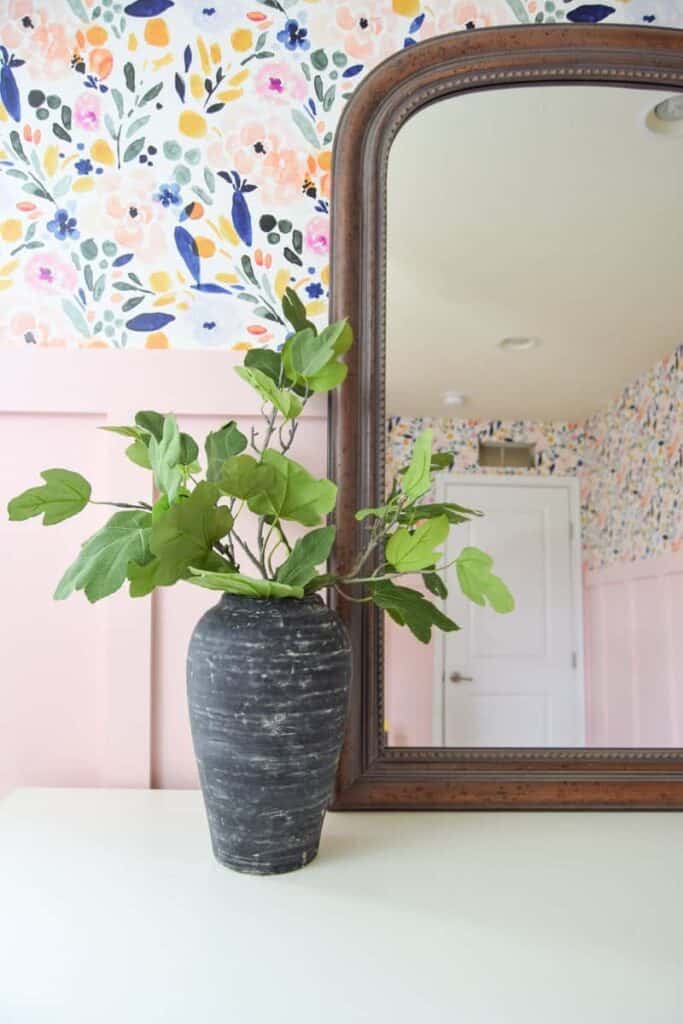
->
[{"left": 1, "top": 788, "right": 682, "bottom": 1023}]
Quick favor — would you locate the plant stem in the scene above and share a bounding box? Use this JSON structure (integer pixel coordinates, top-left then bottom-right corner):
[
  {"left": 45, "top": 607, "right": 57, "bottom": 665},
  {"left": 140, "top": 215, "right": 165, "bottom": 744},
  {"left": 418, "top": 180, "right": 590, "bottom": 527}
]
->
[
  {"left": 91, "top": 500, "right": 152, "bottom": 510},
  {"left": 342, "top": 558, "right": 458, "bottom": 588},
  {"left": 334, "top": 585, "right": 374, "bottom": 604},
  {"left": 231, "top": 531, "right": 263, "bottom": 574}
]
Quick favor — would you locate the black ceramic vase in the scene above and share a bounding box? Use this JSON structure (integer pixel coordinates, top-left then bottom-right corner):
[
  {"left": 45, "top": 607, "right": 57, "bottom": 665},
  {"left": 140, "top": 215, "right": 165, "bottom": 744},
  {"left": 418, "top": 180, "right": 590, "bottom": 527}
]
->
[{"left": 187, "top": 594, "right": 352, "bottom": 875}]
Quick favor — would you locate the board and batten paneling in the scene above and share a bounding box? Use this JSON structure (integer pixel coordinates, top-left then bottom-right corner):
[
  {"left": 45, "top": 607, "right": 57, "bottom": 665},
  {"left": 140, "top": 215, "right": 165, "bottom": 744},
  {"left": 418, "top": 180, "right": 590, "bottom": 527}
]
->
[
  {"left": 0, "top": 350, "right": 326, "bottom": 796},
  {"left": 583, "top": 553, "right": 683, "bottom": 747}
]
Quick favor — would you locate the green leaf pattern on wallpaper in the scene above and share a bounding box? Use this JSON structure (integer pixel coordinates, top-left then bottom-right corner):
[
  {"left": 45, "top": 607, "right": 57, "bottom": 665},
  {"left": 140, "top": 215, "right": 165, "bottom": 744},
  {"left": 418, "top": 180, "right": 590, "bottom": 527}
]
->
[{"left": 0, "top": 0, "right": 674, "bottom": 349}]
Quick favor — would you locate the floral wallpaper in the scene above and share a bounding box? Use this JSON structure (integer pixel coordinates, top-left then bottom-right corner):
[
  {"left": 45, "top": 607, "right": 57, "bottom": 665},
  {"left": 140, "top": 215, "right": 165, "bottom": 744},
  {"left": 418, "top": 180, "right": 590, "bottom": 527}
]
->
[
  {"left": 581, "top": 344, "right": 681, "bottom": 569},
  {"left": 0, "top": 0, "right": 681, "bottom": 350},
  {"left": 387, "top": 347, "right": 682, "bottom": 570}
]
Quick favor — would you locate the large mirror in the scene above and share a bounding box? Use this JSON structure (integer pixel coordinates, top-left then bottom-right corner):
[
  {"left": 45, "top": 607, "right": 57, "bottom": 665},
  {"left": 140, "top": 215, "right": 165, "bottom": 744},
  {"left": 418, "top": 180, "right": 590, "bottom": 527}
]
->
[
  {"left": 384, "top": 83, "right": 682, "bottom": 750},
  {"left": 330, "top": 24, "right": 683, "bottom": 808}
]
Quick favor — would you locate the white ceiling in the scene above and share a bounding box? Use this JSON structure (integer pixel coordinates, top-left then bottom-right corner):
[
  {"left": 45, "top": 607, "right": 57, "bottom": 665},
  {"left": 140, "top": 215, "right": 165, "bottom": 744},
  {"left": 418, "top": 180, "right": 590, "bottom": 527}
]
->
[{"left": 386, "top": 85, "right": 683, "bottom": 421}]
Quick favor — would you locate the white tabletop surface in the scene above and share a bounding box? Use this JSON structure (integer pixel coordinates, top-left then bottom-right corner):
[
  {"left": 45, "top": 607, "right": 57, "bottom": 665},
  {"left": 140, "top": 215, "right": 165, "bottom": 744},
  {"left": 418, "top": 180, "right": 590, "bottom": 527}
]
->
[{"left": 1, "top": 788, "right": 682, "bottom": 1023}]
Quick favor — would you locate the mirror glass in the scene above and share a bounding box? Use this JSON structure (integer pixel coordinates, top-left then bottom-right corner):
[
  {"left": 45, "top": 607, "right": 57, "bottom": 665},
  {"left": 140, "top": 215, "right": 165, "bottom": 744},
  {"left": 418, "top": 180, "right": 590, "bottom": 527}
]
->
[{"left": 384, "top": 85, "right": 682, "bottom": 748}]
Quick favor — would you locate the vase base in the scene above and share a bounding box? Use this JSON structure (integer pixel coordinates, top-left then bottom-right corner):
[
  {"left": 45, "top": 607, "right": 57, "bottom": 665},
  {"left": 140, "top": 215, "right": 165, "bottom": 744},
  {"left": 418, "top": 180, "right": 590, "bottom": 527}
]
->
[{"left": 213, "top": 845, "right": 320, "bottom": 876}]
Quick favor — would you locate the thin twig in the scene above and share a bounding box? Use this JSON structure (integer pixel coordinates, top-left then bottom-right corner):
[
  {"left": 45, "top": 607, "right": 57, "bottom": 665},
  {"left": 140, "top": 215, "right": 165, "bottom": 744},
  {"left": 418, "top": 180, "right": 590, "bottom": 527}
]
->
[
  {"left": 91, "top": 500, "right": 152, "bottom": 511},
  {"left": 231, "top": 531, "right": 263, "bottom": 573},
  {"left": 342, "top": 558, "right": 458, "bottom": 587},
  {"left": 334, "top": 585, "right": 374, "bottom": 604}
]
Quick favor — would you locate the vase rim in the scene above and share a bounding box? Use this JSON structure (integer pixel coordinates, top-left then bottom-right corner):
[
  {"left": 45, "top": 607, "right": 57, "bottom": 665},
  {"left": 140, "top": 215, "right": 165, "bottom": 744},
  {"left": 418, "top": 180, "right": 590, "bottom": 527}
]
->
[{"left": 217, "top": 592, "right": 324, "bottom": 606}]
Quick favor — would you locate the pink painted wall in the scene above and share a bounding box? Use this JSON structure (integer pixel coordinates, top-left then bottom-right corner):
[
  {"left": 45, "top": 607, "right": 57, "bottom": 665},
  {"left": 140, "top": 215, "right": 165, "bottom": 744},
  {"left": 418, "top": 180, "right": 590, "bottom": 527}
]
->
[
  {"left": 0, "top": 350, "right": 325, "bottom": 797},
  {"left": 583, "top": 553, "right": 683, "bottom": 747}
]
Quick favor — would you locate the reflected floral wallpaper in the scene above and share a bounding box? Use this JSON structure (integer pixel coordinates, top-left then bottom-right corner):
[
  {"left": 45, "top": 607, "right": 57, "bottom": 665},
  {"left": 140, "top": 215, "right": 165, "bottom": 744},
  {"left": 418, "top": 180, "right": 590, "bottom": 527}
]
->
[
  {"left": 0, "top": 0, "right": 681, "bottom": 350},
  {"left": 387, "top": 346, "right": 682, "bottom": 570}
]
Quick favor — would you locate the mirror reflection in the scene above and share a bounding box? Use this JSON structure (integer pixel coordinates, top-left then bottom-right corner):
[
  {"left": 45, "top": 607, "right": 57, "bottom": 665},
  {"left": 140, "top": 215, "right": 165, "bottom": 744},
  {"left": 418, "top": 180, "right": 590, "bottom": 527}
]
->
[{"left": 384, "top": 85, "right": 682, "bottom": 748}]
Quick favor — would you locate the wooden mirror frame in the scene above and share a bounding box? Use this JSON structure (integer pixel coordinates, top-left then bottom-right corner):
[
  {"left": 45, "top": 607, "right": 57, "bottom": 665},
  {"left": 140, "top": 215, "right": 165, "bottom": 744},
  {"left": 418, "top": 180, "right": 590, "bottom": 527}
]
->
[{"left": 328, "top": 23, "right": 683, "bottom": 810}]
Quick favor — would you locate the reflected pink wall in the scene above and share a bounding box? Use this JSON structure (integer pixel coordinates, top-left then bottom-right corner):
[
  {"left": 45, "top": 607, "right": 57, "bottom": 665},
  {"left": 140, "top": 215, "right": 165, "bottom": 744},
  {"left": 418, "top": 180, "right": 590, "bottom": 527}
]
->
[{"left": 385, "top": 552, "right": 683, "bottom": 747}]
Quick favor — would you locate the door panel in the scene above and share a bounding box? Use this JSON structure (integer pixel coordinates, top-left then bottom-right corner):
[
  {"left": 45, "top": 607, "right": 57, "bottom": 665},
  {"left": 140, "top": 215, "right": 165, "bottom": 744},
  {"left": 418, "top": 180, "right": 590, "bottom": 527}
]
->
[{"left": 440, "top": 478, "right": 582, "bottom": 747}]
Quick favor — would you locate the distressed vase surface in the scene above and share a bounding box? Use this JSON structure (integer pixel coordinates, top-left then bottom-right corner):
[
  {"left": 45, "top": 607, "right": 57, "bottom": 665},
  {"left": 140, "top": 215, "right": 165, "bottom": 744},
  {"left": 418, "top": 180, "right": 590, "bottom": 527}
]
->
[{"left": 187, "top": 594, "right": 352, "bottom": 875}]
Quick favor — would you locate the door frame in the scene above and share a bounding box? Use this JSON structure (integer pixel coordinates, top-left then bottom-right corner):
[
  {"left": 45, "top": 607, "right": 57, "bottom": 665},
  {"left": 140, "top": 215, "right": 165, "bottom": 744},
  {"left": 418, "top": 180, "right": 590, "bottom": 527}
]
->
[{"left": 432, "top": 474, "right": 585, "bottom": 748}]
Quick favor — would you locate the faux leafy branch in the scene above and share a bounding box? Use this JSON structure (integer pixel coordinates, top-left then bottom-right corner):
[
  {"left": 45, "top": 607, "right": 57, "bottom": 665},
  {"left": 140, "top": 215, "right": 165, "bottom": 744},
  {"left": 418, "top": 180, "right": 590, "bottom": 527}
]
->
[{"left": 7, "top": 289, "right": 513, "bottom": 643}]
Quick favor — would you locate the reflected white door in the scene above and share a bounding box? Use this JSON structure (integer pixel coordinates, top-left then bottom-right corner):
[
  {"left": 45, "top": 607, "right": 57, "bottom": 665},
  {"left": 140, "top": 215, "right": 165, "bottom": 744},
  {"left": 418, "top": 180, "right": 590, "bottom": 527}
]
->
[{"left": 436, "top": 476, "right": 583, "bottom": 747}]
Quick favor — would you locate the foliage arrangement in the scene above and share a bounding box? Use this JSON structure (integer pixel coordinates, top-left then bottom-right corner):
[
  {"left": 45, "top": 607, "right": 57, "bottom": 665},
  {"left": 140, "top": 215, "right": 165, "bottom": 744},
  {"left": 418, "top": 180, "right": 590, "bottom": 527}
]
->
[{"left": 8, "top": 290, "right": 513, "bottom": 643}]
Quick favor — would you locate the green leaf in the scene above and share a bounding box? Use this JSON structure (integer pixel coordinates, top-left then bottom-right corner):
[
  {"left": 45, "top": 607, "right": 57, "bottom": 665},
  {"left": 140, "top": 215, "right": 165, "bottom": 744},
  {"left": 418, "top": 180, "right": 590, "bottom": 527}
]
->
[
  {"left": 455, "top": 547, "right": 515, "bottom": 614},
  {"left": 219, "top": 454, "right": 274, "bottom": 502},
  {"left": 235, "top": 365, "right": 302, "bottom": 421},
  {"left": 139, "top": 82, "right": 163, "bottom": 106},
  {"left": 302, "top": 358, "right": 348, "bottom": 393},
  {"left": 124, "top": 61, "right": 135, "bottom": 93},
  {"left": 310, "top": 49, "right": 328, "bottom": 71},
  {"left": 282, "top": 320, "right": 351, "bottom": 392},
  {"left": 189, "top": 568, "right": 303, "bottom": 599},
  {"left": 355, "top": 505, "right": 392, "bottom": 522},
  {"left": 303, "top": 572, "right": 337, "bottom": 594},
  {"left": 244, "top": 347, "right": 283, "bottom": 385},
  {"left": 8, "top": 469, "right": 91, "bottom": 526},
  {"left": 398, "top": 501, "right": 480, "bottom": 526},
  {"left": 179, "top": 432, "right": 199, "bottom": 467},
  {"left": 248, "top": 450, "right": 337, "bottom": 527},
  {"left": 282, "top": 286, "right": 315, "bottom": 333},
  {"left": 62, "top": 298, "right": 90, "bottom": 339},
  {"left": 205, "top": 421, "right": 248, "bottom": 482},
  {"left": 123, "top": 138, "right": 145, "bottom": 164},
  {"left": 100, "top": 425, "right": 143, "bottom": 439},
  {"left": 55, "top": 510, "right": 151, "bottom": 603},
  {"left": 126, "top": 439, "right": 152, "bottom": 470},
  {"left": 423, "top": 571, "right": 448, "bottom": 599},
  {"left": 111, "top": 89, "right": 124, "bottom": 119},
  {"left": 65, "top": 0, "right": 89, "bottom": 21},
  {"left": 370, "top": 580, "right": 460, "bottom": 644},
  {"left": 431, "top": 451, "right": 455, "bottom": 472},
  {"left": 134, "top": 410, "right": 165, "bottom": 441},
  {"left": 401, "top": 429, "right": 433, "bottom": 503},
  {"left": 286, "top": 326, "right": 332, "bottom": 378},
  {"left": 276, "top": 525, "right": 335, "bottom": 588},
  {"left": 505, "top": 0, "right": 531, "bottom": 23},
  {"left": 385, "top": 515, "right": 449, "bottom": 573},
  {"left": 148, "top": 482, "right": 233, "bottom": 587},
  {"left": 291, "top": 108, "right": 320, "bottom": 150},
  {"left": 148, "top": 415, "right": 183, "bottom": 502},
  {"left": 127, "top": 555, "right": 161, "bottom": 598},
  {"left": 80, "top": 238, "right": 98, "bottom": 261}
]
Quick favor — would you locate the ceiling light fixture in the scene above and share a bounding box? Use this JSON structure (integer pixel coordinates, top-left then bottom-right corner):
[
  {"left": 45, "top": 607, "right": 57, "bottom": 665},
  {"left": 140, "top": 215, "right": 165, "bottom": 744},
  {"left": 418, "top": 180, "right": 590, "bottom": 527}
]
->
[
  {"left": 652, "top": 95, "right": 683, "bottom": 122},
  {"left": 498, "top": 336, "right": 541, "bottom": 353},
  {"left": 646, "top": 96, "right": 683, "bottom": 136},
  {"left": 442, "top": 390, "right": 467, "bottom": 407}
]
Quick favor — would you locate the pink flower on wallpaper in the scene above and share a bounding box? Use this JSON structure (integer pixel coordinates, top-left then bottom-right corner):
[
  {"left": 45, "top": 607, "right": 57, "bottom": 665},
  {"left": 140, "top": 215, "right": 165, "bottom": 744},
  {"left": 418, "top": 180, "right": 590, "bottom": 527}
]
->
[
  {"left": 24, "top": 252, "right": 77, "bottom": 294},
  {"left": 1, "top": 4, "right": 77, "bottom": 81},
  {"left": 254, "top": 61, "right": 307, "bottom": 105},
  {"left": 308, "top": 1, "right": 405, "bottom": 63},
  {"left": 79, "top": 168, "right": 165, "bottom": 264},
  {"left": 431, "top": 0, "right": 512, "bottom": 31},
  {"left": 73, "top": 93, "right": 101, "bottom": 132},
  {"left": 8, "top": 311, "right": 67, "bottom": 347},
  {"left": 304, "top": 215, "right": 329, "bottom": 256},
  {"left": 209, "top": 120, "right": 307, "bottom": 204}
]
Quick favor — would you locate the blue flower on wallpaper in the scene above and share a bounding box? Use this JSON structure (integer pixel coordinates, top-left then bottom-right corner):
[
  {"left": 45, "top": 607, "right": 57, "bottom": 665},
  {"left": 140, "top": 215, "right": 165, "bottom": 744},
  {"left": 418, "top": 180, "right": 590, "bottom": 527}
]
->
[
  {"left": 74, "top": 158, "right": 93, "bottom": 176},
  {"left": 154, "top": 183, "right": 182, "bottom": 208},
  {"left": 277, "top": 20, "right": 310, "bottom": 52},
  {"left": 306, "top": 282, "right": 324, "bottom": 299},
  {"left": 46, "top": 209, "right": 79, "bottom": 242}
]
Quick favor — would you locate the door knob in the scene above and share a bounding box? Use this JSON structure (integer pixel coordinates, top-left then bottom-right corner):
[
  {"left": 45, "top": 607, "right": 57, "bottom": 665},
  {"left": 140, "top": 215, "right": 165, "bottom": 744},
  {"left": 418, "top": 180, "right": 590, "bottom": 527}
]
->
[{"left": 449, "top": 671, "right": 474, "bottom": 683}]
